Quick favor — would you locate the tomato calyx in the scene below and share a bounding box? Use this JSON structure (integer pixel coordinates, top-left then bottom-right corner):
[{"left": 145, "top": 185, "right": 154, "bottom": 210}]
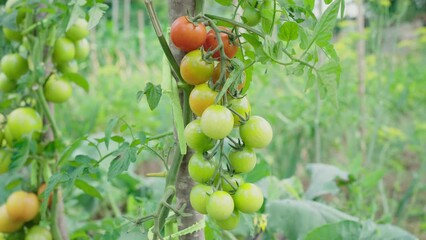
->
[{"left": 226, "top": 136, "right": 244, "bottom": 151}]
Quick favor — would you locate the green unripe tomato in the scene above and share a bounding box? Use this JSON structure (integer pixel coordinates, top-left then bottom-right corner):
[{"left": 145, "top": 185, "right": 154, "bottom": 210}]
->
[
  {"left": 233, "top": 183, "right": 264, "bottom": 213},
  {"left": 3, "top": 28, "right": 22, "bottom": 42},
  {"left": 57, "top": 60, "right": 78, "bottom": 74},
  {"left": 239, "top": 116, "right": 273, "bottom": 149},
  {"left": 66, "top": 18, "right": 89, "bottom": 41},
  {"left": 25, "top": 226, "right": 52, "bottom": 240},
  {"left": 221, "top": 174, "right": 244, "bottom": 193},
  {"left": 44, "top": 75, "right": 73, "bottom": 103},
  {"left": 188, "top": 152, "right": 216, "bottom": 183},
  {"left": 201, "top": 105, "right": 234, "bottom": 140},
  {"left": 229, "top": 147, "right": 257, "bottom": 173},
  {"left": 6, "top": 107, "right": 43, "bottom": 141},
  {"left": 228, "top": 96, "right": 251, "bottom": 126},
  {"left": 0, "top": 149, "right": 11, "bottom": 174},
  {"left": 216, "top": 210, "right": 240, "bottom": 230},
  {"left": 53, "top": 37, "right": 75, "bottom": 63},
  {"left": 74, "top": 38, "right": 90, "bottom": 60},
  {"left": 0, "top": 73, "right": 16, "bottom": 93},
  {"left": 206, "top": 191, "right": 234, "bottom": 220},
  {"left": 3, "top": 125, "right": 13, "bottom": 147},
  {"left": 242, "top": 7, "right": 261, "bottom": 26},
  {"left": 184, "top": 119, "right": 216, "bottom": 152},
  {"left": 1, "top": 54, "right": 28, "bottom": 80},
  {"left": 190, "top": 184, "right": 214, "bottom": 214}
]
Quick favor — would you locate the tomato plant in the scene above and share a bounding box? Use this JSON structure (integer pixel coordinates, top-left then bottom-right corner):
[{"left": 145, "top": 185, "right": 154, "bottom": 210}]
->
[
  {"left": 200, "top": 105, "right": 234, "bottom": 140},
  {"left": 188, "top": 152, "right": 216, "bottom": 183},
  {"left": 6, "top": 191, "right": 40, "bottom": 222},
  {"left": 203, "top": 27, "right": 239, "bottom": 59},
  {"left": 180, "top": 50, "right": 214, "bottom": 85},
  {"left": 184, "top": 119, "right": 216, "bottom": 152},
  {"left": 189, "top": 83, "right": 218, "bottom": 117},
  {"left": 189, "top": 184, "right": 214, "bottom": 214},
  {"left": 0, "top": 54, "right": 28, "bottom": 80},
  {"left": 170, "top": 16, "right": 207, "bottom": 52},
  {"left": 43, "top": 75, "right": 73, "bottom": 103},
  {"left": 233, "top": 183, "right": 264, "bottom": 213},
  {"left": 5, "top": 107, "right": 43, "bottom": 141},
  {"left": 25, "top": 226, "right": 52, "bottom": 240},
  {"left": 239, "top": 116, "right": 273, "bottom": 148},
  {"left": 206, "top": 191, "right": 234, "bottom": 220}
]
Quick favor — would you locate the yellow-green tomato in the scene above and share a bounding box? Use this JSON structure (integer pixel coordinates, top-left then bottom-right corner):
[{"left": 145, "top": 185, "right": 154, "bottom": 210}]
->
[
  {"left": 1, "top": 54, "right": 28, "bottom": 80},
  {"left": 66, "top": 18, "right": 89, "bottom": 41},
  {"left": 0, "top": 150, "right": 11, "bottom": 174},
  {"left": 3, "top": 28, "right": 22, "bottom": 42},
  {"left": 53, "top": 37, "right": 75, "bottom": 63},
  {"left": 201, "top": 105, "right": 234, "bottom": 140},
  {"left": 190, "top": 184, "right": 214, "bottom": 214},
  {"left": 188, "top": 152, "right": 216, "bottom": 183},
  {"left": 233, "top": 183, "right": 263, "bottom": 213},
  {"left": 184, "top": 119, "right": 216, "bottom": 152},
  {"left": 206, "top": 191, "right": 234, "bottom": 220},
  {"left": 25, "top": 226, "right": 52, "bottom": 240},
  {"left": 0, "top": 73, "right": 16, "bottom": 93},
  {"left": 0, "top": 205, "right": 23, "bottom": 233},
  {"left": 228, "top": 96, "right": 251, "bottom": 126},
  {"left": 221, "top": 174, "right": 244, "bottom": 193},
  {"left": 6, "top": 107, "right": 43, "bottom": 141},
  {"left": 229, "top": 147, "right": 257, "bottom": 173},
  {"left": 180, "top": 50, "right": 214, "bottom": 85},
  {"left": 74, "top": 38, "right": 90, "bottom": 60},
  {"left": 189, "top": 83, "right": 218, "bottom": 117},
  {"left": 44, "top": 76, "right": 72, "bottom": 103},
  {"left": 216, "top": 210, "right": 240, "bottom": 230},
  {"left": 57, "top": 60, "right": 78, "bottom": 74},
  {"left": 239, "top": 116, "right": 273, "bottom": 149}
]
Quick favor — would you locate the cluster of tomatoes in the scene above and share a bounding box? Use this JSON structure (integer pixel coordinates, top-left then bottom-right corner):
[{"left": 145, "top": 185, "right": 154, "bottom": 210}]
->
[
  {"left": 171, "top": 15, "right": 272, "bottom": 230},
  {"left": 0, "top": 186, "right": 52, "bottom": 239}
]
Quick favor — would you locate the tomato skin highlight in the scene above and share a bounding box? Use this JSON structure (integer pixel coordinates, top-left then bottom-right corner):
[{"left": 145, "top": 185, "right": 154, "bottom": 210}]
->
[
  {"left": 0, "top": 205, "right": 23, "bottom": 233},
  {"left": 188, "top": 152, "right": 216, "bottom": 183},
  {"left": 6, "top": 107, "right": 43, "bottom": 141},
  {"left": 203, "top": 27, "right": 239, "bottom": 60},
  {"left": 216, "top": 210, "right": 240, "bottom": 230},
  {"left": 190, "top": 184, "right": 214, "bottom": 214},
  {"left": 233, "top": 183, "right": 264, "bottom": 213},
  {"left": 184, "top": 119, "right": 216, "bottom": 152},
  {"left": 239, "top": 116, "right": 273, "bottom": 148},
  {"left": 6, "top": 191, "right": 40, "bottom": 222},
  {"left": 201, "top": 105, "right": 234, "bottom": 140},
  {"left": 170, "top": 16, "right": 207, "bottom": 52},
  {"left": 1, "top": 54, "right": 28, "bottom": 80},
  {"left": 180, "top": 50, "right": 214, "bottom": 85},
  {"left": 189, "top": 83, "right": 217, "bottom": 117},
  {"left": 229, "top": 147, "right": 257, "bottom": 173},
  {"left": 206, "top": 191, "right": 234, "bottom": 220}
]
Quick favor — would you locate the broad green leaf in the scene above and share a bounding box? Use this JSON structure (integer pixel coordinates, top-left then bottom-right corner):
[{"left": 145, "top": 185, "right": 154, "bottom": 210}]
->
[
  {"left": 304, "top": 163, "right": 350, "bottom": 200},
  {"left": 58, "top": 136, "right": 86, "bottom": 166},
  {"left": 266, "top": 199, "right": 357, "bottom": 240},
  {"left": 305, "top": 220, "right": 362, "bottom": 240},
  {"left": 242, "top": 33, "right": 261, "bottom": 49},
  {"left": 245, "top": 159, "right": 271, "bottom": 183},
  {"left": 105, "top": 117, "right": 119, "bottom": 149},
  {"left": 108, "top": 143, "right": 137, "bottom": 180},
  {"left": 10, "top": 138, "right": 31, "bottom": 170},
  {"left": 88, "top": 3, "right": 108, "bottom": 30},
  {"left": 63, "top": 72, "right": 90, "bottom": 92},
  {"left": 311, "top": 0, "right": 341, "bottom": 48},
  {"left": 66, "top": 1, "right": 85, "bottom": 31},
  {"left": 305, "top": 0, "right": 315, "bottom": 11},
  {"left": 278, "top": 22, "right": 299, "bottom": 41},
  {"left": 138, "top": 83, "right": 162, "bottom": 111},
  {"left": 75, "top": 179, "right": 103, "bottom": 199},
  {"left": 214, "top": 0, "right": 233, "bottom": 6}
]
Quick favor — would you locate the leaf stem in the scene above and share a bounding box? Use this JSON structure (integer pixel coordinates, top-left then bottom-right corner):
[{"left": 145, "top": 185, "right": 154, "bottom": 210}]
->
[{"left": 35, "top": 87, "right": 60, "bottom": 139}]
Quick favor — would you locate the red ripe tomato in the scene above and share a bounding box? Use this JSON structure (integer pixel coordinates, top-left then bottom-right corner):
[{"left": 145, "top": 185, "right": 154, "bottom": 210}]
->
[
  {"left": 180, "top": 50, "right": 214, "bottom": 85},
  {"left": 170, "top": 16, "right": 207, "bottom": 52},
  {"left": 203, "top": 27, "right": 239, "bottom": 60},
  {"left": 189, "top": 83, "right": 217, "bottom": 117},
  {"left": 6, "top": 191, "right": 40, "bottom": 222}
]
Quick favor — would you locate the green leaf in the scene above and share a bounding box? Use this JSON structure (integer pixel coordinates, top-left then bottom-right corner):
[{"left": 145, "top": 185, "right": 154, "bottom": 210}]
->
[
  {"left": 111, "top": 135, "right": 125, "bottom": 143},
  {"left": 214, "top": 0, "right": 233, "bottom": 6},
  {"left": 63, "top": 72, "right": 90, "bottom": 92},
  {"left": 1, "top": 11, "right": 18, "bottom": 30},
  {"left": 41, "top": 173, "right": 66, "bottom": 218},
  {"left": 317, "top": 60, "right": 341, "bottom": 104},
  {"left": 245, "top": 159, "right": 270, "bottom": 183},
  {"left": 242, "top": 33, "right": 261, "bottom": 49},
  {"left": 278, "top": 22, "right": 299, "bottom": 41},
  {"left": 305, "top": 220, "right": 362, "bottom": 240},
  {"left": 88, "top": 3, "right": 108, "bottom": 30},
  {"left": 58, "top": 136, "right": 86, "bottom": 166},
  {"left": 304, "top": 0, "right": 315, "bottom": 11},
  {"left": 105, "top": 117, "right": 119, "bottom": 149},
  {"left": 108, "top": 143, "right": 137, "bottom": 180},
  {"left": 312, "top": 0, "right": 341, "bottom": 48},
  {"left": 324, "top": 0, "right": 333, "bottom": 4},
  {"left": 10, "top": 138, "right": 31, "bottom": 170},
  {"left": 75, "top": 179, "right": 103, "bottom": 199},
  {"left": 266, "top": 199, "right": 357, "bottom": 240},
  {"left": 304, "top": 163, "right": 350, "bottom": 200},
  {"left": 66, "top": 1, "right": 85, "bottom": 31},
  {"left": 139, "top": 83, "right": 162, "bottom": 111}
]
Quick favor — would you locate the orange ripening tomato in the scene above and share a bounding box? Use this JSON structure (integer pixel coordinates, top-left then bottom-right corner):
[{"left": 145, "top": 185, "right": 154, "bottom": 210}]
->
[
  {"left": 189, "top": 83, "right": 218, "bottom": 117},
  {"left": 211, "top": 63, "right": 246, "bottom": 91},
  {"left": 170, "top": 16, "right": 207, "bottom": 52},
  {"left": 38, "top": 183, "right": 53, "bottom": 207},
  {"left": 203, "top": 27, "right": 239, "bottom": 60}
]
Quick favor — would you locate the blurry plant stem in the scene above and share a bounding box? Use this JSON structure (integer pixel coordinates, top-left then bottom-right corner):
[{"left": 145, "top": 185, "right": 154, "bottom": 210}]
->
[{"left": 357, "top": 0, "right": 367, "bottom": 164}]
